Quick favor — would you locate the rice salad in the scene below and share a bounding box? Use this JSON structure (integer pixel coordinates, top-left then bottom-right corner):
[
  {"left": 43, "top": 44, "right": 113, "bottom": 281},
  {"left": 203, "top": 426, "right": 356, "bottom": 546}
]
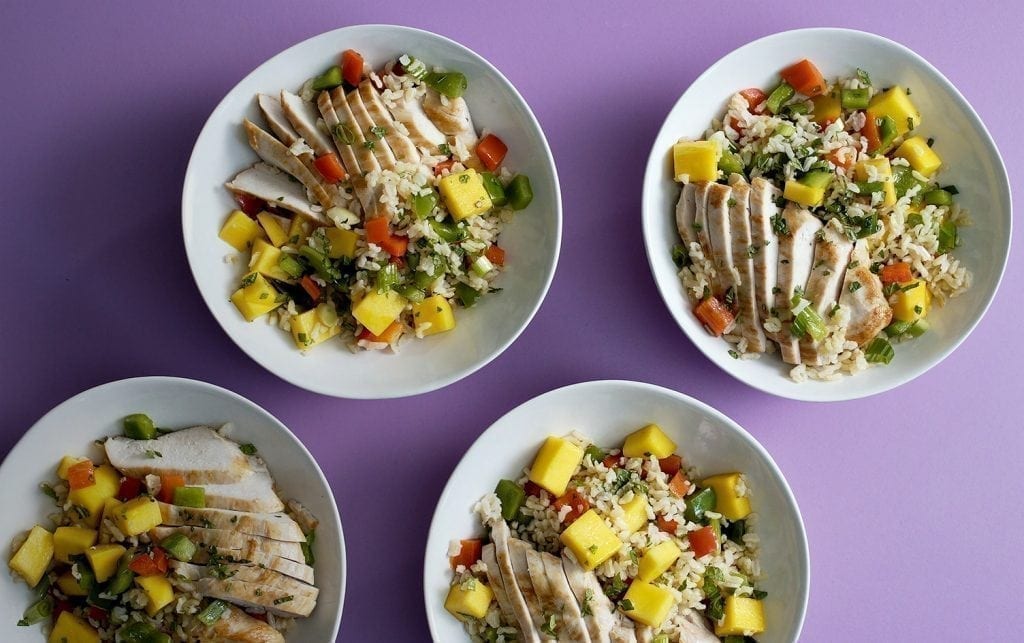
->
[
  {"left": 670, "top": 58, "right": 971, "bottom": 382},
  {"left": 220, "top": 49, "right": 534, "bottom": 353},
  {"left": 444, "top": 423, "right": 767, "bottom": 642}
]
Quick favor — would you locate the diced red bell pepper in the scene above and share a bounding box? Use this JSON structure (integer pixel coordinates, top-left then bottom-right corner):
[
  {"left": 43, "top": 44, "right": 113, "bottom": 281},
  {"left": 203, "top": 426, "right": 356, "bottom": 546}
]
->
[
  {"left": 861, "top": 114, "right": 882, "bottom": 153},
  {"left": 434, "top": 159, "right": 457, "bottom": 176},
  {"left": 117, "top": 476, "right": 144, "bottom": 501},
  {"left": 780, "top": 59, "right": 827, "bottom": 97},
  {"left": 129, "top": 548, "right": 168, "bottom": 576},
  {"left": 364, "top": 217, "right": 390, "bottom": 245},
  {"left": 341, "top": 49, "right": 364, "bottom": 86},
  {"left": 655, "top": 514, "right": 678, "bottom": 535},
  {"left": 688, "top": 526, "right": 718, "bottom": 558},
  {"left": 234, "top": 192, "right": 266, "bottom": 217},
  {"left": 553, "top": 489, "right": 591, "bottom": 526},
  {"left": 379, "top": 234, "right": 409, "bottom": 257},
  {"left": 602, "top": 454, "right": 620, "bottom": 469},
  {"left": 668, "top": 471, "right": 692, "bottom": 498},
  {"left": 358, "top": 321, "right": 403, "bottom": 345},
  {"left": 449, "top": 539, "right": 483, "bottom": 570},
  {"left": 739, "top": 88, "right": 768, "bottom": 111},
  {"left": 695, "top": 296, "right": 736, "bottom": 337},
  {"left": 300, "top": 275, "right": 322, "bottom": 302},
  {"left": 880, "top": 262, "right": 913, "bottom": 284},
  {"left": 658, "top": 454, "right": 683, "bottom": 478},
  {"left": 158, "top": 474, "right": 185, "bottom": 504},
  {"left": 88, "top": 606, "right": 109, "bottom": 622},
  {"left": 484, "top": 245, "right": 506, "bottom": 266},
  {"left": 524, "top": 481, "right": 545, "bottom": 497},
  {"left": 66, "top": 460, "right": 96, "bottom": 491},
  {"left": 314, "top": 153, "right": 347, "bottom": 183},
  {"left": 476, "top": 134, "right": 508, "bottom": 171},
  {"left": 826, "top": 148, "right": 855, "bottom": 171}
]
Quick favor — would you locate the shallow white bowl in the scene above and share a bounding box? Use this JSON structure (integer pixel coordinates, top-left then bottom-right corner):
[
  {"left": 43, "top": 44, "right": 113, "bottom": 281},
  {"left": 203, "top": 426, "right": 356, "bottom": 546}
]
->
[
  {"left": 0, "top": 377, "right": 345, "bottom": 641},
  {"left": 424, "top": 380, "right": 809, "bottom": 642},
  {"left": 642, "top": 28, "right": 1012, "bottom": 402},
  {"left": 183, "top": 24, "right": 561, "bottom": 399}
]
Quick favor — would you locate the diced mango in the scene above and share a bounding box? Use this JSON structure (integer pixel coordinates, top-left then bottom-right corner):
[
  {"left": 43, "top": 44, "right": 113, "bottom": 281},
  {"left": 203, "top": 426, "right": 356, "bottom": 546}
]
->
[
  {"left": 620, "top": 495, "right": 649, "bottom": 535},
  {"left": 444, "top": 579, "right": 494, "bottom": 621},
  {"left": 412, "top": 295, "right": 456, "bottom": 337},
  {"left": 352, "top": 290, "right": 408, "bottom": 336},
  {"left": 249, "top": 238, "right": 291, "bottom": 281},
  {"left": 622, "top": 424, "right": 676, "bottom": 459},
  {"left": 57, "top": 455, "right": 89, "bottom": 479},
  {"left": 439, "top": 169, "right": 493, "bottom": 220},
  {"left": 290, "top": 308, "right": 341, "bottom": 350},
  {"left": 9, "top": 525, "right": 53, "bottom": 587},
  {"left": 783, "top": 180, "right": 825, "bottom": 208},
  {"left": 231, "top": 272, "right": 283, "bottom": 322},
  {"left": 219, "top": 210, "right": 265, "bottom": 252},
  {"left": 528, "top": 436, "right": 584, "bottom": 497},
  {"left": 112, "top": 496, "right": 162, "bottom": 537},
  {"left": 621, "top": 580, "right": 676, "bottom": 628},
  {"left": 256, "top": 211, "right": 290, "bottom": 247},
  {"left": 68, "top": 464, "right": 120, "bottom": 528},
  {"left": 715, "top": 595, "right": 766, "bottom": 636},
  {"left": 894, "top": 136, "right": 942, "bottom": 177},
  {"left": 700, "top": 473, "right": 751, "bottom": 520},
  {"left": 136, "top": 575, "right": 175, "bottom": 616},
  {"left": 672, "top": 140, "right": 720, "bottom": 183},
  {"left": 867, "top": 86, "right": 920, "bottom": 137},
  {"left": 325, "top": 227, "right": 359, "bottom": 259},
  {"left": 855, "top": 156, "right": 897, "bottom": 206},
  {"left": 637, "top": 540, "right": 682, "bottom": 582},
  {"left": 892, "top": 278, "right": 931, "bottom": 323},
  {"left": 559, "top": 509, "right": 622, "bottom": 570},
  {"left": 49, "top": 611, "right": 100, "bottom": 643},
  {"left": 102, "top": 497, "right": 123, "bottom": 522},
  {"left": 811, "top": 93, "right": 841, "bottom": 127},
  {"left": 85, "top": 544, "right": 125, "bottom": 583},
  {"left": 53, "top": 526, "right": 98, "bottom": 564},
  {"left": 57, "top": 571, "right": 89, "bottom": 597},
  {"left": 288, "top": 215, "right": 311, "bottom": 243}
]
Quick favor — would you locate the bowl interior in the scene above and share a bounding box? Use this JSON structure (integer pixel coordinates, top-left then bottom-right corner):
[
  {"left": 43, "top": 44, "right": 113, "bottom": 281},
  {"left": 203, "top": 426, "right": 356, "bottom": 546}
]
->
[
  {"left": 183, "top": 25, "right": 561, "bottom": 399},
  {"left": 0, "top": 377, "right": 344, "bottom": 641},
  {"left": 424, "top": 380, "right": 809, "bottom": 643},
  {"left": 642, "top": 28, "right": 1011, "bottom": 402}
]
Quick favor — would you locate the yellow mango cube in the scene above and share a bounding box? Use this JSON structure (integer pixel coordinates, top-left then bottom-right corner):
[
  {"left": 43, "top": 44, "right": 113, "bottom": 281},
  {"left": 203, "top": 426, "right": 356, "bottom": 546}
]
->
[
  {"left": 325, "top": 227, "right": 359, "bottom": 259},
  {"left": 559, "top": 509, "right": 622, "bottom": 570},
  {"left": 57, "top": 455, "right": 89, "bottom": 479},
  {"left": 894, "top": 136, "right": 942, "bottom": 176},
  {"left": 855, "top": 157, "right": 897, "bottom": 207},
  {"left": 136, "top": 575, "right": 175, "bottom": 616},
  {"left": 288, "top": 215, "right": 311, "bottom": 244},
  {"left": 9, "top": 525, "right": 53, "bottom": 587},
  {"left": 256, "top": 211, "right": 290, "bottom": 247},
  {"left": 352, "top": 290, "right": 408, "bottom": 336},
  {"left": 444, "top": 579, "right": 494, "bottom": 621},
  {"left": 231, "top": 273, "right": 283, "bottom": 322},
  {"left": 672, "top": 140, "right": 720, "bottom": 183},
  {"left": 783, "top": 180, "right": 825, "bottom": 208},
  {"left": 412, "top": 295, "right": 456, "bottom": 337},
  {"left": 102, "top": 497, "right": 123, "bottom": 522},
  {"left": 892, "top": 279, "right": 931, "bottom": 323},
  {"left": 85, "top": 544, "right": 125, "bottom": 583},
  {"left": 867, "top": 86, "right": 921, "bottom": 136},
  {"left": 53, "top": 526, "right": 98, "bottom": 563},
  {"left": 68, "top": 464, "right": 120, "bottom": 528},
  {"left": 112, "top": 496, "right": 162, "bottom": 537},
  {"left": 715, "top": 595, "right": 766, "bottom": 636},
  {"left": 439, "top": 169, "right": 493, "bottom": 220},
  {"left": 700, "top": 473, "right": 751, "bottom": 520},
  {"left": 622, "top": 424, "right": 677, "bottom": 459},
  {"left": 49, "top": 611, "right": 100, "bottom": 643},
  {"left": 620, "top": 495, "right": 649, "bottom": 535},
  {"left": 528, "top": 436, "right": 584, "bottom": 497},
  {"left": 811, "top": 93, "right": 841, "bottom": 127},
  {"left": 249, "top": 238, "right": 291, "bottom": 281},
  {"left": 219, "top": 210, "right": 265, "bottom": 252},
  {"left": 290, "top": 309, "right": 340, "bottom": 350},
  {"left": 57, "top": 571, "right": 89, "bottom": 597},
  {"left": 621, "top": 580, "right": 675, "bottom": 628},
  {"left": 638, "top": 540, "right": 682, "bottom": 582}
]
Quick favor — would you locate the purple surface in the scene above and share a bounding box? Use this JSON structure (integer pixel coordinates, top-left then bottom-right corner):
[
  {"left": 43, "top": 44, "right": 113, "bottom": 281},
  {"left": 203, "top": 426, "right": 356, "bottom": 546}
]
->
[{"left": 1, "top": 2, "right": 1021, "bottom": 641}]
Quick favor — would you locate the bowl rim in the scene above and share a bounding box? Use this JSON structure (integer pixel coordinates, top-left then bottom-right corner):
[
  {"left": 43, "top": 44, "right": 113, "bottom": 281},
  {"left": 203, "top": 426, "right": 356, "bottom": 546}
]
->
[
  {"left": 0, "top": 375, "right": 347, "bottom": 640},
  {"left": 641, "top": 27, "right": 1013, "bottom": 403},
  {"left": 422, "top": 378, "right": 810, "bottom": 642},
  {"left": 181, "top": 23, "right": 563, "bottom": 399}
]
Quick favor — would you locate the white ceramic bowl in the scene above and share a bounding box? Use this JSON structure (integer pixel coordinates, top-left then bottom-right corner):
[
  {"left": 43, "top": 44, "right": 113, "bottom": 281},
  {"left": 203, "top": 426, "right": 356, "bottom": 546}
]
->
[
  {"left": 183, "top": 24, "right": 561, "bottom": 399},
  {"left": 424, "top": 380, "right": 809, "bottom": 642},
  {"left": 0, "top": 377, "right": 345, "bottom": 641},
  {"left": 642, "top": 28, "right": 1012, "bottom": 402}
]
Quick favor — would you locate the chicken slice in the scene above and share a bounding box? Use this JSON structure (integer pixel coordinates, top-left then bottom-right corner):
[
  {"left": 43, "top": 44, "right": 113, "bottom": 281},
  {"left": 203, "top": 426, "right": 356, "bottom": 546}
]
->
[
  {"left": 171, "top": 561, "right": 317, "bottom": 617},
  {"left": 226, "top": 163, "right": 324, "bottom": 221},
  {"left": 799, "top": 218, "right": 854, "bottom": 365},
  {"left": 491, "top": 522, "right": 542, "bottom": 642},
  {"left": 509, "top": 540, "right": 550, "bottom": 638},
  {"left": 151, "top": 525, "right": 305, "bottom": 564},
  {"left": 727, "top": 175, "right": 768, "bottom": 352},
  {"left": 358, "top": 81, "right": 420, "bottom": 164},
  {"left": 329, "top": 88, "right": 381, "bottom": 175},
  {"left": 674, "top": 182, "right": 698, "bottom": 247},
  {"left": 243, "top": 119, "right": 333, "bottom": 209},
  {"left": 279, "top": 90, "right": 338, "bottom": 157},
  {"left": 774, "top": 204, "right": 823, "bottom": 364},
  {"left": 706, "top": 183, "right": 738, "bottom": 306},
  {"left": 198, "top": 461, "right": 285, "bottom": 514},
  {"left": 158, "top": 502, "right": 304, "bottom": 542},
  {"left": 347, "top": 88, "right": 398, "bottom": 170},
  {"left": 316, "top": 91, "right": 375, "bottom": 216},
  {"left": 195, "top": 605, "right": 284, "bottom": 643},
  {"left": 635, "top": 626, "right": 653, "bottom": 643},
  {"left": 482, "top": 543, "right": 519, "bottom": 629},
  {"left": 182, "top": 534, "right": 314, "bottom": 584},
  {"left": 538, "top": 551, "right": 592, "bottom": 643},
  {"left": 692, "top": 182, "right": 718, "bottom": 292},
  {"left": 384, "top": 85, "right": 448, "bottom": 151},
  {"left": 749, "top": 177, "right": 781, "bottom": 322},
  {"left": 841, "top": 240, "right": 893, "bottom": 345},
  {"left": 105, "top": 426, "right": 250, "bottom": 484},
  {"left": 423, "top": 88, "right": 479, "bottom": 150},
  {"left": 561, "top": 550, "right": 636, "bottom": 643},
  {"left": 678, "top": 608, "right": 719, "bottom": 642}
]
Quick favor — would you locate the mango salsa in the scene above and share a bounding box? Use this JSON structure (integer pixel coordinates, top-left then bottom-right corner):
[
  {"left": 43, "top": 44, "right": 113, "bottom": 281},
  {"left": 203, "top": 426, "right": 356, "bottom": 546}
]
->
[
  {"left": 352, "top": 290, "right": 408, "bottom": 336},
  {"left": 249, "top": 238, "right": 291, "bottom": 281},
  {"left": 57, "top": 571, "right": 89, "bottom": 597},
  {"left": 49, "top": 611, "right": 100, "bottom": 643},
  {"left": 219, "top": 210, "right": 265, "bottom": 252},
  {"left": 136, "top": 575, "right": 175, "bottom": 616},
  {"left": 256, "top": 211, "right": 290, "bottom": 247},
  {"left": 112, "top": 496, "right": 162, "bottom": 537},
  {"left": 892, "top": 279, "right": 931, "bottom": 323},
  {"left": 528, "top": 436, "right": 584, "bottom": 497},
  {"left": 700, "top": 473, "right": 751, "bottom": 520},
  {"left": 412, "top": 295, "right": 456, "bottom": 336},
  {"left": 559, "top": 509, "right": 622, "bottom": 570},
  {"left": 9, "top": 525, "right": 53, "bottom": 587},
  {"left": 637, "top": 540, "right": 682, "bottom": 582},
  {"left": 231, "top": 272, "right": 284, "bottom": 322},
  {"left": 85, "top": 544, "right": 125, "bottom": 583},
  {"left": 621, "top": 580, "right": 675, "bottom": 628},
  {"left": 620, "top": 495, "right": 649, "bottom": 535},
  {"left": 325, "top": 227, "right": 359, "bottom": 259},
  {"left": 867, "top": 86, "right": 920, "bottom": 137},
  {"left": 672, "top": 140, "right": 720, "bottom": 182},
  {"left": 56, "top": 455, "right": 89, "bottom": 479},
  {"left": 855, "top": 156, "right": 897, "bottom": 207},
  {"left": 783, "top": 180, "right": 825, "bottom": 208},
  {"left": 894, "top": 136, "right": 942, "bottom": 177},
  {"left": 68, "top": 464, "right": 120, "bottom": 528},
  {"left": 439, "top": 169, "right": 492, "bottom": 220},
  {"left": 444, "top": 579, "right": 493, "bottom": 621},
  {"left": 715, "top": 595, "right": 766, "bottom": 636},
  {"left": 622, "top": 424, "right": 676, "bottom": 459},
  {"left": 53, "top": 526, "right": 98, "bottom": 563}
]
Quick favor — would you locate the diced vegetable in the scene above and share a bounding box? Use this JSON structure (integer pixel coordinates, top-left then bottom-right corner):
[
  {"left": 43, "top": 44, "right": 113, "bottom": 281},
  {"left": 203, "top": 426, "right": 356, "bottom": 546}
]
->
[
  {"left": 311, "top": 66, "right": 343, "bottom": 91},
  {"left": 861, "top": 114, "right": 882, "bottom": 152},
  {"left": 658, "top": 454, "right": 683, "bottom": 478},
  {"left": 885, "top": 319, "right": 912, "bottom": 337},
  {"left": 352, "top": 290, "right": 408, "bottom": 336},
  {"left": 867, "top": 86, "right": 920, "bottom": 136},
  {"left": 877, "top": 115, "right": 898, "bottom": 151},
  {"left": 892, "top": 278, "right": 931, "bottom": 323},
  {"left": 484, "top": 245, "right": 506, "bottom": 267},
  {"left": 622, "top": 424, "right": 676, "bottom": 458},
  {"left": 219, "top": 210, "right": 265, "bottom": 252},
  {"left": 196, "top": 599, "right": 230, "bottom": 626},
  {"left": 112, "top": 497, "right": 162, "bottom": 537},
  {"left": 528, "top": 436, "right": 584, "bottom": 497},
  {"left": 413, "top": 189, "right": 439, "bottom": 218},
  {"left": 450, "top": 539, "right": 483, "bottom": 570},
  {"left": 790, "top": 294, "right": 827, "bottom": 343},
  {"left": 49, "top": 611, "right": 100, "bottom": 643},
  {"left": 230, "top": 273, "right": 283, "bottom": 321},
  {"left": 855, "top": 157, "right": 897, "bottom": 206},
  {"left": 54, "top": 526, "right": 98, "bottom": 563},
  {"left": 476, "top": 134, "right": 508, "bottom": 171},
  {"left": 357, "top": 320, "right": 403, "bottom": 345},
  {"left": 738, "top": 88, "right": 767, "bottom": 110},
  {"left": 923, "top": 188, "right": 954, "bottom": 206},
  {"left": 495, "top": 480, "right": 525, "bottom": 521},
  {"left": 811, "top": 93, "right": 841, "bottom": 127},
  {"left": 424, "top": 71, "right": 468, "bottom": 99},
  {"left": 117, "top": 621, "right": 171, "bottom": 643},
  {"left": 700, "top": 473, "right": 751, "bottom": 520},
  {"left": 620, "top": 495, "right": 649, "bottom": 535},
  {"left": 411, "top": 294, "right": 456, "bottom": 336},
  {"left": 668, "top": 472, "right": 691, "bottom": 498},
  {"left": 694, "top": 296, "right": 736, "bottom": 337},
  {"left": 780, "top": 59, "right": 827, "bottom": 96},
  {"left": 908, "top": 318, "right": 930, "bottom": 338},
  {"left": 764, "top": 82, "right": 795, "bottom": 115},
  {"left": 637, "top": 540, "right": 682, "bottom": 582},
  {"left": 68, "top": 464, "right": 120, "bottom": 528},
  {"left": 718, "top": 150, "right": 745, "bottom": 175},
  {"left": 57, "top": 455, "right": 89, "bottom": 479},
  {"left": 688, "top": 526, "right": 719, "bottom": 558},
  {"left": 106, "top": 555, "right": 135, "bottom": 596},
  {"left": 129, "top": 548, "right": 168, "bottom": 576},
  {"left": 841, "top": 87, "right": 870, "bottom": 110},
  {"left": 233, "top": 192, "right": 266, "bottom": 217},
  {"left": 135, "top": 575, "right": 175, "bottom": 616},
  {"left": 157, "top": 474, "right": 184, "bottom": 504},
  {"left": 439, "top": 169, "right": 493, "bottom": 220},
  {"left": 506, "top": 174, "right": 534, "bottom": 210},
  {"left": 879, "top": 262, "right": 913, "bottom": 284},
  {"left": 445, "top": 579, "right": 493, "bottom": 621},
  {"left": 380, "top": 234, "right": 409, "bottom": 257},
  {"left": 66, "top": 460, "right": 96, "bottom": 491},
  {"left": 683, "top": 487, "right": 717, "bottom": 523},
  {"left": 558, "top": 509, "right": 621, "bottom": 570},
  {"left": 480, "top": 172, "right": 507, "bottom": 207},
  {"left": 172, "top": 486, "right": 205, "bottom": 509},
  {"left": 365, "top": 216, "right": 390, "bottom": 245},
  {"left": 894, "top": 136, "right": 942, "bottom": 176},
  {"left": 553, "top": 488, "right": 592, "bottom": 527},
  {"left": 313, "top": 153, "right": 347, "bottom": 183},
  {"left": 715, "top": 595, "right": 766, "bottom": 636},
  {"left": 672, "top": 140, "right": 721, "bottom": 182},
  {"left": 9, "top": 526, "right": 53, "bottom": 587},
  {"left": 938, "top": 219, "right": 959, "bottom": 255},
  {"left": 783, "top": 179, "right": 825, "bottom": 208},
  {"left": 322, "top": 227, "right": 358, "bottom": 260},
  {"left": 122, "top": 414, "right": 157, "bottom": 441},
  {"left": 864, "top": 336, "right": 895, "bottom": 364},
  {"left": 620, "top": 580, "right": 675, "bottom": 628},
  {"left": 256, "top": 212, "right": 289, "bottom": 247},
  {"left": 341, "top": 49, "right": 364, "bottom": 86},
  {"left": 290, "top": 308, "right": 341, "bottom": 349},
  {"left": 85, "top": 544, "right": 126, "bottom": 582},
  {"left": 250, "top": 238, "right": 291, "bottom": 281},
  {"left": 57, "top": 571, "right": 88, "bottom": 597},
  {"left": 655, "top": 514, "right": 678, "bottom": 536}
]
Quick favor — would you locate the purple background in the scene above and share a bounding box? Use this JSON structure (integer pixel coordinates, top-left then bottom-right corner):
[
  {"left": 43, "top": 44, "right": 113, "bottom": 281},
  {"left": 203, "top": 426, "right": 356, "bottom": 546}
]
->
[{"left": 2, "top": 2, "right": 1020, "bottom": 641}]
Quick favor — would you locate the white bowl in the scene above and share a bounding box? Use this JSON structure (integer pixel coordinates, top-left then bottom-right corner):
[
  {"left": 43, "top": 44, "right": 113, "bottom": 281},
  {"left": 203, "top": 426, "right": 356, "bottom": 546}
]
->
[
  {"left": 0, "top": 377, "right": 345, "bottom": 641},
  {"left": 642, "top": 28, "right": 1012, "bottom": 402},
  {"left": 424, "top": 380, "right": 809, "bottom": 643},
  {"left": 182, "top": 24, "right": 561, "bottom": 399}
]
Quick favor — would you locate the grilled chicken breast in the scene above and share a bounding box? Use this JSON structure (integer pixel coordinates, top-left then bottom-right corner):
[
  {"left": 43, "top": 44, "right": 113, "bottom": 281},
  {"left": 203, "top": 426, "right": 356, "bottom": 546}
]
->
[
  {"left": 562, "top": 550, "right": 636, "bottom": 643},
  {"left": 279, "top": 90, "right": 338, "bottom": 158},
  {"left": 533, "top": 550, "right": 592, "bottom": 643},
  {"left": 226, "top": 163, "right": 324, "bottom": 221},
  {"left": 675, "top": 182, "right": 699, "bottom": 248},
  {"left": 385, "top": 88, "right": 448, "bottom": 151},
  {"left": 199, "top": 606, "right": 285, "bottom": 643},
  {"left": 105, "top": 427, "right": 250, "bottom": 484},
  {"left": 774, "top": 204, "right": 823, "bottom": 364},
  {"left": 481, "top": 543, "right": 518, "bottom": 627},
  {"left": 749, "top": 177, "right": 781, "bottom": 323},
  {"left": 799, "top": 219, "right": 854, "bottom": 364},
  {"left": 158, "top": 502, "right": 305, "bottom": 542},
  {"left": 692, "top": 182, "right": 718, "bottom": 292},
  {"left": 358, "top": 81, "right": 420, "bottom": 164},
  {"left": 727, "top": 175, "right": 768, "bottom": 352},
  {"left": 151, "top": 525, "right": 306, "bottom": 565},
  {"left": 243, "top": 120, "right": 333, "bottom": 209},
  {"left": 841, "top": 240, "right": 893, "bottom": 344},
  {"left": 423, "top": 89, "right": 478, "bottom": 150},
  {"left": 172, "top": 562, "right": 318, "bottom": 617},
  {"left": 509, "top": 539, "right": 549, "bottom": 638},
  {"left": 492, "top": 521, "right": 542, "bottom": 642}
]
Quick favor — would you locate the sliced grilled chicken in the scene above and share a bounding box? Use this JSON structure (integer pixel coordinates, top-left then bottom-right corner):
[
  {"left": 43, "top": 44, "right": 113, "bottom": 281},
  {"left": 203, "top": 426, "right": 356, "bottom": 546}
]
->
[
  {"left": 799, "top": 219, "right": 854, "bottom": 364},
  {"left": 226, "top": 163, "right": 324, "bottom": 221},
  {"left": 678, "top": 608, "right": 719, "bottom": 642},
  {"left": 199, "top": 606, "right": 285, "bottom": 643},
  {"left": 509, "top": 540, "right": 550, "bottom": 638},
  {"left": 158, "top": 502, "right": 305, "bottom": 542},
  {"left": 749, "top": 177, "right": 781, "bottom": 322},
  {"left": 706, "top": 183, "right": 738, "bottom": 306},
  {"left": 285, "top": 498, "right": 319, "bottom": 535},
  {"left": 727, "top": 175, "right": 768, "bottom": 352},
  {"left": 674, "top": 182, "right": 698, "bottom": 247},
  {"left": 692, "top": 182, "right": 718, "bottom": 293},
  {"left": 841, "top": 240, "right": 893, "bottom": 345},
  {"left": 172, "top": 561, "right": 317, "bottom": 617},
  {"left": 525, "top": 550, "right": 556, "bottom": 635},
  {"left": 635, "top": 626, "right": 653, "bottom": 643},
  {"left": 384, "top": 86, "right": 448, "bottom": 151},
  {"left": 774, "top": 204, "right": 823, "bottom": 364},
  {"left": 257, "top": 94, "right": 301, "bottom": 146},
  {"left": 538, "top": 551, "right": 592, "bottom": 643},
  {"left": 151, "top": 525, "right": 306, "bottom": 564},
  {"left": 358, "top": 81, "right": 420, "bottom": 164},
  {"left": 492, "top": 522, "right": 542, "bottom": 642},
  {"left": 481, "top": 543, "right": 519, "bottom": 629},
  {"left": 561, "top": 550, "right": 636, "bottom": 643},
  {"left": 105, "top": 427, "right": 250, "bottom": 484},
  {"left": 243, "top": 119, "right": 333, "bottom": 209},
  {"left": 316, "top": 91, "right": 376, "bottom": 216},
  {"left": 184, "top": 534, "right": 314, "bottom": 585},
  {"left": 172, "top": 561, "right": 315, "bottom": 594},
  {"left": 423, "top": 89, "right": 479, "bottom": 150},
  {"left": 279, "top": 90, "right": 337, "bottom": 158},
  {"left": 198, "top": 461, "right": 286, "bottom": 514},
  {"left": 347, "top": 88, "right": 398, "bottom": 170}
]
